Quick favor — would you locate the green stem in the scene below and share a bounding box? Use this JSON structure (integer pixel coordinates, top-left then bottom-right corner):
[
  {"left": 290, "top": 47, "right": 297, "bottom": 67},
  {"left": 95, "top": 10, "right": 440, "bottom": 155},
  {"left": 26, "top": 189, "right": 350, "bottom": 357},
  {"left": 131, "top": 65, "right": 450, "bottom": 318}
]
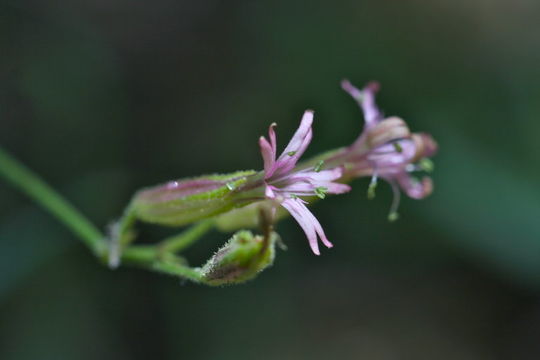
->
[
  {"left": 152, "top": 257, "right": 203, "bottom": 283},
  {"left": 0, "top": 147, "right": 218, "bottom": 284},
  {"left": 0, "top": 147, "right": 106, "bottom": 256},
  {"left": 160, "top": 219, "right": 215, "bottom": 254},
  {"left": 121, "top": 245, "right": 159, "bottom": 265},
  {"left": 117, "top": 204, "right": 137, "bottom": 247},
  {"left": 121, "top": 246, "right": 205, "bottom": 283}
]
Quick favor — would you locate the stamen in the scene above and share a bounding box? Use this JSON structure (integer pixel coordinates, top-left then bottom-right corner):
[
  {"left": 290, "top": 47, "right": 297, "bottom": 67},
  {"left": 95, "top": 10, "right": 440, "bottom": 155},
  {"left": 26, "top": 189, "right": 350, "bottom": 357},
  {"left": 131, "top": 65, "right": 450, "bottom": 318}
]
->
[
  {"left": 367, "top": 174, "right": 378, "bottom": 199},
  {"left": 388, "top": 212, "right": 400, "bottom": 222},
  {"left": 275, "top": 233, "right": 288, "bottom": 251},
  {"left": 388, "top": 182, "right": 401, "bottom": 222},
  {"left": 314, "top": 160, "right": 325, "bottom": 172},
  {"left": 393, "top": 142, "right": 403, "bottom": 153},
  {"left": 407, "top": 160, "right": 434, "bottom": 174},
  {"left": 315, "top": 186, "right": 328, "bottom": 199},
  {"left": 419, "top": 158, "right": 434, "bottom": 173}
]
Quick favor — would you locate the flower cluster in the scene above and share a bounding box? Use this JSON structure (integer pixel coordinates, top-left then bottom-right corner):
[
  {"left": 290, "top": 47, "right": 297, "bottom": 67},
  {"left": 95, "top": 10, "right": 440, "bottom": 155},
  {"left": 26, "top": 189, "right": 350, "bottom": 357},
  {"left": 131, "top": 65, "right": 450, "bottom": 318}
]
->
[{"left": 129, "top": 80, "right": 437, "bottom": 256}]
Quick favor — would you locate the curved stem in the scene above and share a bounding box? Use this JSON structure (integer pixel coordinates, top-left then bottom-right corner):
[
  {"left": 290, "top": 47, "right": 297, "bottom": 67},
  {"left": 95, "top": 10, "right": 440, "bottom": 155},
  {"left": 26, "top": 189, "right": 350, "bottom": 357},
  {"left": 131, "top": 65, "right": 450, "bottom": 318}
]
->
[
  {"left": 0, "top": 147, "right": 107, "bottom": 256},
  {"left": 159, "top": 219, "right": 215, "bottom": 254},
  {"left": 0, "top": 146, "right": 221, "bottom": 285},
  {"left": 152, "top": 256, "right": 203, "bottom": 283},
  {"left": 121, "top": 246, "right": 204, "bottom": 283}
]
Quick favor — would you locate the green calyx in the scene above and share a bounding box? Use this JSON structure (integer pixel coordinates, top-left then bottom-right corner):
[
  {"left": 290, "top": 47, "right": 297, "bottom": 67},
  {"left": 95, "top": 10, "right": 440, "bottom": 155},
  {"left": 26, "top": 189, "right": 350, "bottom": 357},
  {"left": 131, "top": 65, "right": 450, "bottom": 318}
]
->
[{"left": 131, "top": 170, "right": 258, "bottom": 227}]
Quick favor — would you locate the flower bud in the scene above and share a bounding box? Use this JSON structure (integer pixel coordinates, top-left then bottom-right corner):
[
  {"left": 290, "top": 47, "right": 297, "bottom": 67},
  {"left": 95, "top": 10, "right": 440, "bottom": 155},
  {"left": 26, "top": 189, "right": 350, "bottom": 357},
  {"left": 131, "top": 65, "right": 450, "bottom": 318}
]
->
[
  {"left": 200, "top": 230, "right": 276, "bottom": 286},
  {"left": 130, "top": 171, "right": 256, "bottom": 227}
]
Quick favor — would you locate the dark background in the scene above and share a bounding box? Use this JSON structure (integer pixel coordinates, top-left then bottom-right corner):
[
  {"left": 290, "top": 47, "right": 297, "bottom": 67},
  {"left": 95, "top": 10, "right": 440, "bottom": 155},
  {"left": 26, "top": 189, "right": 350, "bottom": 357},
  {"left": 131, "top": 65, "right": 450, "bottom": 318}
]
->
[{"left": 1, "top": 1, "right": 540, "bottom": 359}]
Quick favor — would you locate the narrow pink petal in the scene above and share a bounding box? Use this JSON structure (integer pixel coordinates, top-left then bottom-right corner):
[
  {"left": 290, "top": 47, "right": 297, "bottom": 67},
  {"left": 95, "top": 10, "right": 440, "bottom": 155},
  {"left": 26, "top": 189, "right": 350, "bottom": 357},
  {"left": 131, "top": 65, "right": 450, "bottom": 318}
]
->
[
  {"left": 299, "top": 167, "right": 343, "bottom": 182},
  {"left": 341, "top": 79, "right": 362, "bottom": 100},
  {"left": 268, "top": 122, "right": 277, "bottom": 157},
  {"left": 310, "top": 214, "right": 333, "bottom": 249},
  {"left": 324, "top": 183, "right": 351, "bottom": 194},
  {"left": 360, "top": 82, "right": 382, "bottom": 127},
  {"left": 279, "top": 181, "right": 350, "bottom": 197},
  {"left": 281, "top": 198, "right": 320, "bottom": 255},
  {"left": 411, "top": 133, "right": 438, "bottom": 160},
  {"left": 342, "top": 80, "right": 382, "bottom": 127},
  {"left": 259, "top": 136, "right": 276, "bottom": 178},
  {"left": 281, "top": 110, "right": 314, "bottom": 155},
  {"left": 275, "top": 129, "right": 313, "bottom": 176},
  {"left": 275, "top": 111, "right": 314, "bottom": 174},
  {"left": 279, "top": 182, "right": 315, "bottom": 195},
  {"left": 395, "top": 173, "right": 433, "bottom": 199},
  {"left": 265, "top": 184, "right": 277, "bottom": 199},
  {"left": 279, "top": 167, "right": 350, "bottom": 196},
  {"left": 294, "top": 200, "right": 333, "bottom": 249}
]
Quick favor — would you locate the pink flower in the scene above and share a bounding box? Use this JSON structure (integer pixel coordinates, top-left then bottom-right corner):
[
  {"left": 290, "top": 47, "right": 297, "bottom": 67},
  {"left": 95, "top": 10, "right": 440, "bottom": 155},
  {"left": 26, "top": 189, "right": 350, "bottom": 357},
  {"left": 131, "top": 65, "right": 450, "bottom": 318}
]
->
[
  {"left": 337, "top": 80, "right": 438, "bottom": 219},
  {"left": 259, "top": 110, "right": 350, "bottom": 255}
]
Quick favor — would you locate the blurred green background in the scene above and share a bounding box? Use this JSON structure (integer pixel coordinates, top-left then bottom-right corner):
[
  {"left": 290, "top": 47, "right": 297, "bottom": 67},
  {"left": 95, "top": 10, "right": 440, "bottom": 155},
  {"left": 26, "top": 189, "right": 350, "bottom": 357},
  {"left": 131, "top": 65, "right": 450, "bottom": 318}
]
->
[{"left": 1, "top": 0, "right": 540, "bottom": 359}]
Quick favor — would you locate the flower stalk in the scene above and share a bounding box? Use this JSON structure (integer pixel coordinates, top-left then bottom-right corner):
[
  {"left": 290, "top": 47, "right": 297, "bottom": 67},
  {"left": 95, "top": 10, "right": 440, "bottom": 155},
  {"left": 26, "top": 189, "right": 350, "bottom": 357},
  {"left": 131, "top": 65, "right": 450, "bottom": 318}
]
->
[{"left": 0, "top": 147, "right": 107, "bottom": 257}]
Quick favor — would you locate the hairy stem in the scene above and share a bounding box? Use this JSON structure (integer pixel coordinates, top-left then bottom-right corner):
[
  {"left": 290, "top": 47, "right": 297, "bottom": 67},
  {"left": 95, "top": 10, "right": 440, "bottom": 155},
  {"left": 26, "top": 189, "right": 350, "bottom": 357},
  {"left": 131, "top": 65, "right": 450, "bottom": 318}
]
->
[{"left": 152, "top": 256, "right": 203, "bottom": 283}]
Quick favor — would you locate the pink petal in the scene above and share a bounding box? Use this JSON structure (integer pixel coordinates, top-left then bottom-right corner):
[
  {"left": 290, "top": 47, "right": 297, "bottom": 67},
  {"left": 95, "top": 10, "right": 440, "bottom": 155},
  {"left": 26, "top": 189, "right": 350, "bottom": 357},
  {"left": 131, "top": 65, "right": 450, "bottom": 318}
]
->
[
  {"left": 395, "top": 173, "right": 433, "bottom": 199},
  {"left": 279, "top": 182, "right": 316, "bottom": 195},
  {"left": 341, "top": 79, "right": 362, "bottom": 100},
  {"left": 281, "top": 197, "right": 334, "bottom": 254},
  {"left": 301, "top": 167, "right": 343, "bottom": 182},
  {"left": 308, "top": 210, "right": 333, "bottom": 249},
  {"left": 268, "top": 122, "right": 277, "bottom": 157},
  {"left": 259, "top": 136, "right": 276, "bottom": 178},
  {"left": 411, "top": 133, "right": 439, "bottom": 160},
  {"left": 280, "top": 198, "right": 320, "bottom": 255},
  {"left": 360, "top": 82, "right": 382, "bottom": 127},
  {"left": 265, "top": 184, "right": 278, "bottom": 199},
  {"left": 324, "top": 182, "right": 351, "bottom": 194},
  {"left": 274, "top": 111, "right": 314, "bottom": 175},
  {"left": 342, "top": 80, "right": 382, "bottom": 127},
  {"left": 295, "top": 200, "right": 334, "bottom": 249}
]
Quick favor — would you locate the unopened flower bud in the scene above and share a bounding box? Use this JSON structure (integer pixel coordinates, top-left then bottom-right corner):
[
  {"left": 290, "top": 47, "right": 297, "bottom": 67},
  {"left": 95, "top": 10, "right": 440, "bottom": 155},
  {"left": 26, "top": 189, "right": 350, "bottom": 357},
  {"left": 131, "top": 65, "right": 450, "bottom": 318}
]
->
[{"left": 200, "top": 230, "right": 276, "bottom": 286}]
